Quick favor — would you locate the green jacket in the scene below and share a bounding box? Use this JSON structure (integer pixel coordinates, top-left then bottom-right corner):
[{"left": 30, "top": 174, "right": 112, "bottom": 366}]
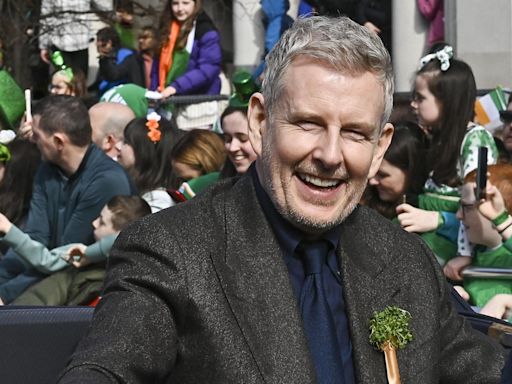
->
[{"left": 464, "top": 239, "right": 512, "bottom": 307}]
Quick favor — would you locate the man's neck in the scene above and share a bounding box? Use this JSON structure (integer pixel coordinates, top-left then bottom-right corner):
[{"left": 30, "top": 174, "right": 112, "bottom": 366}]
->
[{"left": 57, "top": 144, "right": 90, "bottom": 176}]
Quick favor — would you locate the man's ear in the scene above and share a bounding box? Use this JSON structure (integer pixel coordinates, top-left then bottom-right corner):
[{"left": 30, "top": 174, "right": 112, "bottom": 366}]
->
[
  {"left": 247, "top": 92, "right": 267, "bottom": 157},
  {"left": 368, "top": 123, "right": 394, "bottom": 178},
  {"left": 53, "top": 133, "right": 66, "bottom": 151},
  {"left": 104, "top": 134, "right": 117, "bottom": 151}
]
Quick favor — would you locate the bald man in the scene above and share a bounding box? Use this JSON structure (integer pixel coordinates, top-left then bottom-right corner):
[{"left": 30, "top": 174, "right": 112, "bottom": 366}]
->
[{"left": 89, "top": 102, "right": 135, "bottom": 159}]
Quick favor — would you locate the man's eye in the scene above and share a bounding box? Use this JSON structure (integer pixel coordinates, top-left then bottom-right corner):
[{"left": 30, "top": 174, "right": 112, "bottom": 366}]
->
[
  {"left": 297, "top": 121, "right": 321, "bottom": 130},
  {"left": 341, "top": 130, "right": 367, "bottom": 142}
]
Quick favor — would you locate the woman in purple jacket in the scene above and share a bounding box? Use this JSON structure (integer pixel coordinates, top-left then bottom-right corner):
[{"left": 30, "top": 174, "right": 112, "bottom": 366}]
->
[{"left": 158, "top": 0, "right": 222, "bottom": 98}]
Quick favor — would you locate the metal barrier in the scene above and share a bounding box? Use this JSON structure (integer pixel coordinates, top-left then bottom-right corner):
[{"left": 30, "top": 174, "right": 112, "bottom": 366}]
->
[{"left": 152, "top": 94, "right": 230, "bottom": 131}]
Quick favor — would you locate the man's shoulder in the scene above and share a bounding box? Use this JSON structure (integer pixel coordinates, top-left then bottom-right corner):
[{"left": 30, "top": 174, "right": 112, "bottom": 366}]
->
[
  {"left": 84, "top": 146, "right": 127, "bottom": 175},
  {"left": 144, "top": 176, "right": 248, "bottom": 230},
  {"left": 79, "top": 146, "right": 133, "bottom": 191},
  {"left": 345, "top": 205, "right": 427, "bottom": 251}
]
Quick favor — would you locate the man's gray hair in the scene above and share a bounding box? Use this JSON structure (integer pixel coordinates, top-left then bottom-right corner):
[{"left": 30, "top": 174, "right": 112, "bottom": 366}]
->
[{"left": 262, "top": 16, "right": 394, "bottom": 129}]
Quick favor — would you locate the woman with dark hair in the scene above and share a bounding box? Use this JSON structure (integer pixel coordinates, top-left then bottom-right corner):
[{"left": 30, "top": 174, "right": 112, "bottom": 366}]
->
[
  {"left": 364, "top": 122, "right": 427, "bottom": 219},
  {"left": 116, "top": 114, "right": 177, "bottom": 212},
  {"left": 220, "top": 105, "right": 258, "bottom": 178},
  {"left": 365, "top": 122, "right": 459, "bottom": 264},
  {"left": 0, "top": 139, "right": 41, "bottom": 227},
  {"left": 397, "top": 46, "right": 498, "bottom": 272},
  {"left": 0, "top": 138, "right": 41, "bottom": 254},
  {"left": 157, "top": 0, "right": 222, "bottom": 97}
]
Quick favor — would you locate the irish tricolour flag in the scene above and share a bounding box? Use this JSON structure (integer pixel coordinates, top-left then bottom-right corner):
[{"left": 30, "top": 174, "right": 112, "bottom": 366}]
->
[{"left": 474, "top": 86, "right": 508, "bottom": 132}]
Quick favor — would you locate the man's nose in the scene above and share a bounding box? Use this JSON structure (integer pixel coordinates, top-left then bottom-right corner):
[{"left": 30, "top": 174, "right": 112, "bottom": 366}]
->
[{"left": 312, "top": 129, "right": 343, "bottom": 169}]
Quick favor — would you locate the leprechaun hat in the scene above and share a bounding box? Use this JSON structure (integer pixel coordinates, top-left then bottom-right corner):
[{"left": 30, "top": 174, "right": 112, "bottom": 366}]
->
[{"left": 0, "top": 69, "right": 25, "bottom": 130}]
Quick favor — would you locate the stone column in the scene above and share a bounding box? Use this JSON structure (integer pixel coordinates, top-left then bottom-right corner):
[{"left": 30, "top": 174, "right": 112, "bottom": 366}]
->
[
  {"left": 453, "top": 0, "right": 512, "bottom": 89},
  {"left": 392, "top": 0, "right": 428, "bottom": 92},
  {"left": 233, "top": 0, "right": 263, "bottom": 68}
]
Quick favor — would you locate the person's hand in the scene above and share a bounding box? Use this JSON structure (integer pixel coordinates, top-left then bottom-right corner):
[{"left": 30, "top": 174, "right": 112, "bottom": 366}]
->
[
  {"left": 161, "top": 86, "right": 177, "bottom": 99},
  {"left": 396, "top": 203, "right": 440, "bottom": 233},
  {"left": 453, "top": 285, "right": 470, "bottom": 301},
  {"left": 478, "top": 182, "right": 507, "bottom": 221},
  {"left": 0, "top": 212, "right": 12, "bottom": 235},
  {"left": 364, "top": 21, "right": 381, "bottom": 35},
  {"left": 443, "top": 255, "right": 472, "bottom": 281},
  {"left": 40, "top": 49, "right": 50, "bottom": 64},
  {"left": 480, "top": 294, "right": 512, "bottom": 320},
  {"left": 19, "top": 114, "right": 33, "bottom": 140},
  {"left": 64, "top": 244, "right": 90, "bottom": 268},
  {"left": 116, "top": 10, "right": 133, "bottom": 25}
]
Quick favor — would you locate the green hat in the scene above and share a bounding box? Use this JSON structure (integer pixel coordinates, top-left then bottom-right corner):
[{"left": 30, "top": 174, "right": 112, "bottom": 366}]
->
[
  {"left": 51, "top": 51, "right": 74, "bottom": 81},
  {"left": 229, "top": 71, "right": 259, "bottom": 108},
  {"left": 100, "top": 83, "right": 148, "bottom": 117},
  {"left": 0, "top": 69, "right": 25, "bottom": 130}
]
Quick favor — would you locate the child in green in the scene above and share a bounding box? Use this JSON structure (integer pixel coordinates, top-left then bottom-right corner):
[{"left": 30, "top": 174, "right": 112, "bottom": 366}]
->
[
  {"left": 458, "top": 164, "right": 512, "bottom": 308},
  {"left": 396, "top": 47, "right": 498, "bottom": 274}
]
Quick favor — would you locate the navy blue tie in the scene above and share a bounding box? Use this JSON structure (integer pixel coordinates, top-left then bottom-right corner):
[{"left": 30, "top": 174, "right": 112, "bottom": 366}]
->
[{"left": 299, "top": 241, "right": 344, "bottom": 384}]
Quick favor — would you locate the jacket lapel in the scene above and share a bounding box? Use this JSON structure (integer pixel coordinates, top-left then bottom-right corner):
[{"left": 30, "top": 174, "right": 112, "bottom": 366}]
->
[
  {"left": 338, "top": 207, "right": 402, "bottom": 384},
  {"left": 209, "top": 176, "right": 315, "bottom": 384}
]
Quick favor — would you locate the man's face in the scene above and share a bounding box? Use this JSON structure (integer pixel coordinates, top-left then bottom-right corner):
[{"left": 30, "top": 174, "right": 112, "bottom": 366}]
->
[
  {"left": 31, "top": 115, "right": 58, "bottom": 163},
  {"left": 249, "top": 58, "right": 393, "bottom": 233}
]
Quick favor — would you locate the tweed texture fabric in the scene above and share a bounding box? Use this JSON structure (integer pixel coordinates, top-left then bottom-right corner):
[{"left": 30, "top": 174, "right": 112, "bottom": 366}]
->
[{"left": 59, "top": 174, "right": 505, "bottom": 383}]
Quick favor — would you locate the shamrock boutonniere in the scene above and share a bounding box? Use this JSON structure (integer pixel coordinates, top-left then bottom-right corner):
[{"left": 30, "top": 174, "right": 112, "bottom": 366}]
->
[{"left": 369, "top": 306, "right": 413, "bottom": 384}]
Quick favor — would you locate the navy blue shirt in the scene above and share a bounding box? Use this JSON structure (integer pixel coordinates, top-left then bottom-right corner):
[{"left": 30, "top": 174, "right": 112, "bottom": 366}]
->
[{"left": 251, "top": 166, "right": 355, "bottom": 383}]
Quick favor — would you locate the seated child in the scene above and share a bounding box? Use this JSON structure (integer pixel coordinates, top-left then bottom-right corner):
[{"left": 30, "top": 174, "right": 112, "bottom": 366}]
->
[
  {"left": 457, "top": 164, "right": 512, "bottom": 309},
  {"left": 0, "top": 195, "right": 151, "bottom": 305}
]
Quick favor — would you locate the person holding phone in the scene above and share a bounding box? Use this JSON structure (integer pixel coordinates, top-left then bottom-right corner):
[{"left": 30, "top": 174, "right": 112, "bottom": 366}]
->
[{"left": 455, "top": 164, "right": 512, "bottom": 308}]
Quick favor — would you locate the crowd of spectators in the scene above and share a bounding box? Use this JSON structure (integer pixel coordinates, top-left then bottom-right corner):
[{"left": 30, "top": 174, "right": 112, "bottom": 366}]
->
[{"left": 2, "top": 0, "right": 512, "bottom": 380}]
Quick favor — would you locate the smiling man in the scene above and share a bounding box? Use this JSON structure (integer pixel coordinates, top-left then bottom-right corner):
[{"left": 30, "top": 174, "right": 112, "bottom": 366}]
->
[{"left": 59, "top": 16, "right": 504, "bottom": 384}]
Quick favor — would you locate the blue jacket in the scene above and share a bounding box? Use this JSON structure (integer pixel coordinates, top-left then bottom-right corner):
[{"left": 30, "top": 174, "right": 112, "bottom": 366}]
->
[
  {"left": 99, "top": 48, "right": 135, "bottom": 95},
  {"left": 171, "top": 12, "right": 222, "bottom": 95},
  {"left": 0, "top": 145, "right": 134, "bottom": 303}
]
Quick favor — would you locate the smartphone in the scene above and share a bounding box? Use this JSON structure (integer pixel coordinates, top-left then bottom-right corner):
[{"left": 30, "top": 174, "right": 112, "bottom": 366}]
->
[
  {"left": 168, "top": 188, "right": 187, "bottom": 203},
  {"left": 475, "top": 146, "right": 488, "bottom": 200},
  {"left": 59, "top": 254, "right": 73, "bottom": 264}
]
